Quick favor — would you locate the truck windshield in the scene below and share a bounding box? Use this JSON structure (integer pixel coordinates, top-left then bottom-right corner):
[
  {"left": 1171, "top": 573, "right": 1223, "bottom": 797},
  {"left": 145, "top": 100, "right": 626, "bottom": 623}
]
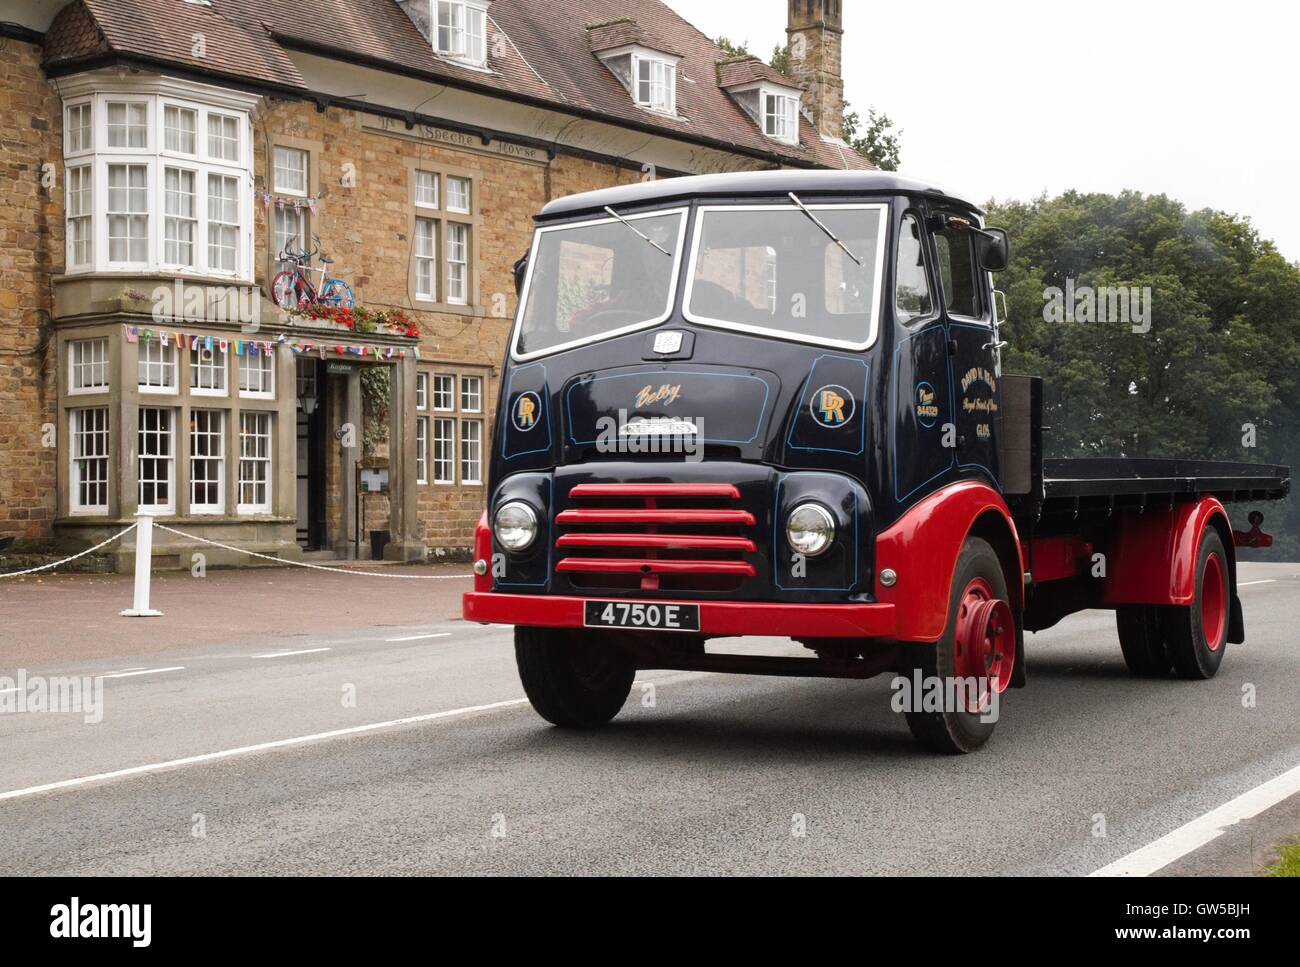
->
[
  {"left": 515, "top": 209, "right": 686, "bottom": 358},
  {"left": 684, "top": 204, "right": 888, "bottom": 349}
]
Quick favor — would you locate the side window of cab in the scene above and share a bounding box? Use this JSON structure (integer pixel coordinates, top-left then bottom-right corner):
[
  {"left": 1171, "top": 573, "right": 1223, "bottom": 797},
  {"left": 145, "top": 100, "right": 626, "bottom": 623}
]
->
[
  {"left": 895, "top": 212, "right": 934, "bottom": 325},
  {"left": 932, "top": 214, "right": 985, "bottom": 320}
]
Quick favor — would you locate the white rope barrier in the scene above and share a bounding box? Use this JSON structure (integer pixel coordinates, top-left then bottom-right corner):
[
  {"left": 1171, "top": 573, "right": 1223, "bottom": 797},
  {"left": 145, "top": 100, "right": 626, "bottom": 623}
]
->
[
  {"left": 0, "top": 523, "right": 139, "bottom": 579},
  {"left": 154, "top": 524, "right": 472, "bottom": 580}
]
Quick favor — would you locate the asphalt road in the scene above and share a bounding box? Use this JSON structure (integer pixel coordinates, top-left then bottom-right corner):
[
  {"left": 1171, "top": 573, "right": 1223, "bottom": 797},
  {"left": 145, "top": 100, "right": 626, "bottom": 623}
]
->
[{"left": 1, "top": 562, "right": 1297, "bottom": 876}]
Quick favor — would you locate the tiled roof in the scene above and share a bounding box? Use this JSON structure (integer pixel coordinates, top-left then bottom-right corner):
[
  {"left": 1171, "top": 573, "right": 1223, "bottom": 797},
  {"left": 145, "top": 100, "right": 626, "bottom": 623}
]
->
[
  {"left": 43, "top": 0, "right": 874, "bottom": 171},
  {"left": 587, "top": 18, "right": 682, "bottom": 58},
  {"left": 46, "top": 0, "right": 306, "bottom": 89},
  {"left": 716, "top": 56, "right": 799, "bottom": 91}
]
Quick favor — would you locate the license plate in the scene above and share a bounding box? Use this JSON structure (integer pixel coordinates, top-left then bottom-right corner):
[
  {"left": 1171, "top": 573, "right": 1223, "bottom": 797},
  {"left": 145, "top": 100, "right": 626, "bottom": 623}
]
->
[{"left": 583, "top": 600, "right": 701, "bottom": 633}]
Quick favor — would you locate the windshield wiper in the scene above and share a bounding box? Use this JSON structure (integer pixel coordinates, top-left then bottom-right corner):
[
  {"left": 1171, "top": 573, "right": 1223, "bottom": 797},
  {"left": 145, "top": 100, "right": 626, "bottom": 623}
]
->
[
  {"left": 787, "top": 193, "right": 863, "bottom": 266},
  {"left": 603, "top": 206, "right": 672, "bottom": 257}
]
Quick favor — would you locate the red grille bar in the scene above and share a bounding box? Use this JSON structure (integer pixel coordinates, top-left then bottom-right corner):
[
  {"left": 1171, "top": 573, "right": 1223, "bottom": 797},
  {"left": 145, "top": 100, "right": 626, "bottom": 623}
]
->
[
  {"left": 556, "top": 508, "right": 755, "bottom": 526},
  {"left": 568, "top": 483, "right": 741, "bottom": 499},
  {"left": 556, "top": 558, "right": 756, "bottom": 576},
  {"left": 557, "top": 533, "right": 756, "bottom": 552},
  {"left": 557, "top": 481, "right": 755, "bottom": 591}
]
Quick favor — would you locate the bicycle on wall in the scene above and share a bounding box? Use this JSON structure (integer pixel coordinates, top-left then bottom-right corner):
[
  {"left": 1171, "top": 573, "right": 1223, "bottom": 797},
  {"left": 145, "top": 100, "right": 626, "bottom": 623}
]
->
[{"left": 271, "top": 235, "right": 355, "bottom": 310}]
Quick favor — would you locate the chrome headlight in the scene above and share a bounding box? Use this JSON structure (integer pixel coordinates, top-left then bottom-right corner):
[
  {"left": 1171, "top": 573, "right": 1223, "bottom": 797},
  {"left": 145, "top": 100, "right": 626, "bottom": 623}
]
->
[
  {"left": 786, "top": 503, "right": 835, "bottom": 557},
  {"left": 494, "top": 501, "right": 539, "bottom": 552}
]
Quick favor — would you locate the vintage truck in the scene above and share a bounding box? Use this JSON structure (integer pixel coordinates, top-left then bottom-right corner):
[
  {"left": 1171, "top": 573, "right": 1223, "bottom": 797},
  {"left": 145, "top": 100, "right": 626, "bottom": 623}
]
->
[{"left": 463, "top": 170, "right": 1290, "bottom": 753}]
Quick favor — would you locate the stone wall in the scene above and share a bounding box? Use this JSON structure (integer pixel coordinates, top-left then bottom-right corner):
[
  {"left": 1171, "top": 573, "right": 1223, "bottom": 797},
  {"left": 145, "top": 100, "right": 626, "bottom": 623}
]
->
[{"left": 0, "top": 37, "right": 62, "bottom": 543}]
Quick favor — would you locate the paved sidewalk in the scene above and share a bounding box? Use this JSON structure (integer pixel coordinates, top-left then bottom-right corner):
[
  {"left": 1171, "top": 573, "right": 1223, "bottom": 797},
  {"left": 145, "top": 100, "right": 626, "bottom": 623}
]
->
[{"left": 0, "top": 562, "right": 473, "bottom": 667}]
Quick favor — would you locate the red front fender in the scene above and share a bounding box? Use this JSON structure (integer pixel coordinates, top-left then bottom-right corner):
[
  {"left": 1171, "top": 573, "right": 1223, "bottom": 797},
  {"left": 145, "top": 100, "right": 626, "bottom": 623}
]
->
[{"left": 874, "top": 481, "right": 1023, "bottom": 642}]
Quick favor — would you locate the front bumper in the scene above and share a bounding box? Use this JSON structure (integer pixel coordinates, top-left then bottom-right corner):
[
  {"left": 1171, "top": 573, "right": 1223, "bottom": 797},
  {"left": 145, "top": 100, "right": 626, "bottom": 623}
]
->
[{"left": 463, "top": 592, "right": 897, "bottom": 639}]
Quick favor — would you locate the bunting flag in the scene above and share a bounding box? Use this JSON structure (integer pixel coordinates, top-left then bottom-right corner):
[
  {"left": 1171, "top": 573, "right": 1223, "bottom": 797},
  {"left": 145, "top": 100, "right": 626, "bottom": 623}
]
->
[{"left": 118, "top": 325, "right": 414, "bottom": 363}]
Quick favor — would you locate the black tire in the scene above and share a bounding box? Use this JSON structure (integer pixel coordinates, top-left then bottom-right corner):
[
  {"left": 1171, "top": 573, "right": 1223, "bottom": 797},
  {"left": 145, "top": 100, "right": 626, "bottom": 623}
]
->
[
  {"left": 515, "top": 626, "right": 635, "bottom": 727},
  {"left": 1163, "top": 528, "right": 1230, "bottom": 680},
  {"left": 1116, "top": 605, "right": 1171, "bottom": 676},
  {"left": 900, "top": 536, "right": 1012, "bottom": 754}
]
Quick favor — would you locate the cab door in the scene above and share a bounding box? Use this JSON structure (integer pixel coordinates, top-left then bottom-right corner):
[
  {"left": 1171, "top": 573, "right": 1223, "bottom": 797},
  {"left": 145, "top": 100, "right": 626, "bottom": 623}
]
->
[
  {"left": 891, "top": 207, "right": 954, "bottom": 504},
  {"left": 931, "top": 211, "right": 1001, "bottom": 489}
]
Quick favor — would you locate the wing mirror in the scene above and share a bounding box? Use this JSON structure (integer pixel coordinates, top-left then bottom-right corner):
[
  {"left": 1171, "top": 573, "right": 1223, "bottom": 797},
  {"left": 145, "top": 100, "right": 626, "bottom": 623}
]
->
[{"left": 976, "top": 227, "right": 1010, "bottom": 273}]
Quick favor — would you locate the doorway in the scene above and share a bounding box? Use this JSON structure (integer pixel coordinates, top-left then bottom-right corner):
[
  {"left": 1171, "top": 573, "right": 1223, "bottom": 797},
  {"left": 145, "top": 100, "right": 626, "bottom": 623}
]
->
[{"left": 296, "top": 357, "right": 327, "bottom": 550}]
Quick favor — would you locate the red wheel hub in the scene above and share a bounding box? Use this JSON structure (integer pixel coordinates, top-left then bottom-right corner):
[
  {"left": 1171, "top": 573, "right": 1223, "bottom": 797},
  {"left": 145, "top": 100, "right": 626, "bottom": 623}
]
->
[
  {"left": 953, "top": 577, "right": 1015, "bottom": 712},
  {"left": 1201, "top": 553, "right": 1226, "bottom": 652}
]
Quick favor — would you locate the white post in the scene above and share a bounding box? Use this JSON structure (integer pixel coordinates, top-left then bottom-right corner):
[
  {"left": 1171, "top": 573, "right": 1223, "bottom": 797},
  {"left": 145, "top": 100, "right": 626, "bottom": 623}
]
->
[{"left": 120, "top": 511, "right": 163, "bottom": 617}]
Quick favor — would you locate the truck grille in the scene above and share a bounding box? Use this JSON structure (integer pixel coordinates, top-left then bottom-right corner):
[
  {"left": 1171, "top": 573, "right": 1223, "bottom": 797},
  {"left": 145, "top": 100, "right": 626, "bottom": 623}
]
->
[{"left": 555, "top": 483, "right": 757, "bottom": 592}]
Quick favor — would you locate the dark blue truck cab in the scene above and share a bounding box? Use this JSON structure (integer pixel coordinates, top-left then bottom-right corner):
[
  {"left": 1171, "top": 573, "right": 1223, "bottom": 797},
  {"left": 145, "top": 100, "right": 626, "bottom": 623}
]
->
[{"left": 464, "top": 170, "right": 1289, "bottom": 753}]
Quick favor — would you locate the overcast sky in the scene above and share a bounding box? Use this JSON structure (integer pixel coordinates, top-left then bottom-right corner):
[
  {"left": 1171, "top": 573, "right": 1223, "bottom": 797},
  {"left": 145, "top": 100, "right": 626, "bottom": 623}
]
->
[{"left": 666, "top": 0, "right": 1299, "bottom": 262}]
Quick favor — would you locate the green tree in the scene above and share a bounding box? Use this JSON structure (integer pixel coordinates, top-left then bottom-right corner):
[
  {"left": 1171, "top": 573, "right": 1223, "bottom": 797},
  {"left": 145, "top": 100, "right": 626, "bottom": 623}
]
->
[
  {"left": 842, "top": 106, "right": 902, "bottom": 171},
  {"left": 987, "top": 191, "right": 1300, "bottom": 557}
]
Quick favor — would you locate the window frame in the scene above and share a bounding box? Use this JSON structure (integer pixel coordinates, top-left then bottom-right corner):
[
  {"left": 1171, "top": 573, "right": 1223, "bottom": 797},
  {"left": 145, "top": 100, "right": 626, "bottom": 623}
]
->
[
  {"left": 510, "top": 207, "right": 690, "bottom": 363},
  {"left": 237, "top": 410, "right": 273, "bottom": 515},
  {"left": 894, "top": 209, "right": 939, "bottom": 327},
  {"left": 681, "top": 202, "right": 891, "bottom": 352},
  {"left": 435, "top": 0, "right": 489, "bottom": 67},
  {"left": 931, "top": 214, "right": 989, "bottom": 323},
  {"left": 69, "top": 406, "right": 110, "bottom": 515},
  {"left": 137, "top": 405, "right": 178, "bottom": 515},
  {"left": 189, "top": 340, "right": 229, "bottom": 397},
  {"left": 65, "top": 99, "right": 93, "bottom": 157},
  {"left": 138, "top": 337, "right": 180, "bottom": 395},
  {"left": 633, "top": 53, "right": 677, "bottom": 114},
  {"left": 63, "top": 86, "right": 255, "bottom": 280},
  {"left": 67, "top": 337, "right": 111, "bottom": 396},
  {"left": 432, "top": 373, "right": 455, "bottom": 412},
  {"left": 273, "top": 145, "right": 309, "bottom": 197},
  {"left": 407, "top": 161, "right": 478, "bottom": 311},
  {"left": 104, "top": 160, "right": 152, "bottom": 268},
  {"left": 65, "top": 164, "right": 94, "bottom": 268},
  {"left": 460, "top": 374, "right": 483, "bottom": 413},
  {"left": 238, "top": 349, "right": 276, "bottom": 400},
  {"left": 763, "top": 90, "right": 800, "bottom": 144},
  {"left": 459, "top": 418, "right": 483, "bottom": 486},
  {"left": 161, "top": 163, "right": 199, "bottom": 270},
  {"left": 189, "top": 408, "right": 226, "bottom": 515},
  {"left": 416, "top": 415, "right": 429, "bottom": 485},
  {"left": 432, "top": 416, "right": 456, "bottom": 485}
]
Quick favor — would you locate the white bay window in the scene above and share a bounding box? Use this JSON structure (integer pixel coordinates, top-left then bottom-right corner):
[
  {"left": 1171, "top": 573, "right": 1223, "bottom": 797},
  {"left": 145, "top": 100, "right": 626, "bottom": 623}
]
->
[{"left": 61, "top": 79, "right": 255, "bottom": 279}]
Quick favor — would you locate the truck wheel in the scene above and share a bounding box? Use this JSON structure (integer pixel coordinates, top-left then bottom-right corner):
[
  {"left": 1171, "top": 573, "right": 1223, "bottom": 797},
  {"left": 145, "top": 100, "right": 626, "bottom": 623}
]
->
[
  {"left": 900, "top": 537, "right": 1015, "bottom": 754},
  {"left": 515, "top": 627, "right": 635, "bottom": 728},
  {"left": 1116, "top": 605, "right": 1171, "bottom": 676},
  {"left": 1162, "top": 529, "right": 1230, "bottom": 680}
]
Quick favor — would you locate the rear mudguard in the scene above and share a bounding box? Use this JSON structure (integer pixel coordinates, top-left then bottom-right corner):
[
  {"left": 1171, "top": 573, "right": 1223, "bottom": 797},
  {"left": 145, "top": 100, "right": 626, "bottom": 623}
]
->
[{"left": 1101, "top": 497, "right": 1243, "bottom": 643}]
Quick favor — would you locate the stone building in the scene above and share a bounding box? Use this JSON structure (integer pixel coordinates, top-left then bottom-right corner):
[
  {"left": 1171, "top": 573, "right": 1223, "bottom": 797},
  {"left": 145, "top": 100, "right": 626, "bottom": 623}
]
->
[{"left": 0, "top": 0, "right": 867, "bottom": 569}]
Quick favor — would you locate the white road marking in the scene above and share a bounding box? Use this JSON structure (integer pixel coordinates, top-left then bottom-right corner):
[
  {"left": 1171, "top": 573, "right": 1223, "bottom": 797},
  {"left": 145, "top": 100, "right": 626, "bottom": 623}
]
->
[
  {"left": 0, "top": 699, "right": 531, "bottom": 803},
  {"left": 1090, "top": 761, "right": 1300, "bottom": 876},
  {"left": 1238, "top": 579, "right": 1276, "bottom": 587},
  {"left": 250, "top": 648, "right": 331, "bottom": 659},
  {"left": 385, "top": 633, "right": 452, "bottom": 642},
  {"left": 102, "top": 666, "right": 185, "bottom": 680}
]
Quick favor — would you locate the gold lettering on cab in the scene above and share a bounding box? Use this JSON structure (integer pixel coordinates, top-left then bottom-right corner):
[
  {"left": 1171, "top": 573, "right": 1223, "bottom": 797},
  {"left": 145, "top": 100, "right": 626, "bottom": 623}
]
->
[{"left": 635, "top": 384, "right": 682, "bottom": 408}]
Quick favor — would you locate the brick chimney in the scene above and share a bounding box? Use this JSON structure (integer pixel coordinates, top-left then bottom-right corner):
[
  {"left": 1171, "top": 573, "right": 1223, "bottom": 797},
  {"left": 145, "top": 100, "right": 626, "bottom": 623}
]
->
[{"left": 786, "top": 0, "right": 845, "bottom": 140}]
